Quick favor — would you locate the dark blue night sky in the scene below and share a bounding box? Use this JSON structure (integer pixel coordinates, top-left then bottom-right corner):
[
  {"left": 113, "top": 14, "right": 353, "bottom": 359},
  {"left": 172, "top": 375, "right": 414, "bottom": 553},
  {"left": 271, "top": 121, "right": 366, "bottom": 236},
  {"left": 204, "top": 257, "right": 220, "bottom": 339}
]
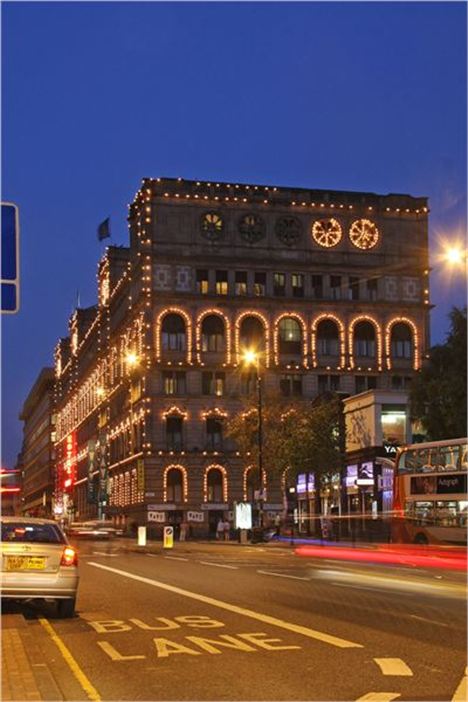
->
[{"left": 2, "top": 2, "right": 466, "bottom": 467}]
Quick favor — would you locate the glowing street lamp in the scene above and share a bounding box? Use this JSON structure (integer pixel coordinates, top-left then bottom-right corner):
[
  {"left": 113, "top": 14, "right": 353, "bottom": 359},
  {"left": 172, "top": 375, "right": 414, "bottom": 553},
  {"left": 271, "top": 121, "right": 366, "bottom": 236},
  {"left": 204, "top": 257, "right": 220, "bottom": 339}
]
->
[
  {"left": 442, "top": 244, "right": 467, "bottom": 268},
  {"left": 125, "top": 351, "right": 139, "bottom": 369},
  {"left": 242, "top": 349, "right": 264, "bottom": 528}
]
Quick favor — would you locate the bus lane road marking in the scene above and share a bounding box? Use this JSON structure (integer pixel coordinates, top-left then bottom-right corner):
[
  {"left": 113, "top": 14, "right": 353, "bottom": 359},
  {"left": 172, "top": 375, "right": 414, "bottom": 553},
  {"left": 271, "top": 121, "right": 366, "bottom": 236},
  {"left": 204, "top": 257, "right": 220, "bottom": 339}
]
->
[
  {"left": 85, "top": 615, "right": 302, "bottom": 661},
  {"left": 356, "top": 694, "right": 401, "bottom": 701},
  {"left": 88, "top": 561, "right": 363, "bottom": 649},
  {"left": 39, "top": 618, "right": 101, "bottom": 701},
  {"left": 374, "top": 658, "right": 413, "bottom": 676},
  {"left": 451, "top": 666, "right": 467, "bottom": 702}
]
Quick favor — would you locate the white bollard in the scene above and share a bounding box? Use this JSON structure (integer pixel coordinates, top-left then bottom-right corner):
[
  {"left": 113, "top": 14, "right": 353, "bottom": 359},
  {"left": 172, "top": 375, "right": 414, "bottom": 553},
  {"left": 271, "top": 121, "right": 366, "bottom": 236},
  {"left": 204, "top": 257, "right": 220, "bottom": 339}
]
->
[{"left": 137, "top": 526, "right": 147, "bottom": 546}]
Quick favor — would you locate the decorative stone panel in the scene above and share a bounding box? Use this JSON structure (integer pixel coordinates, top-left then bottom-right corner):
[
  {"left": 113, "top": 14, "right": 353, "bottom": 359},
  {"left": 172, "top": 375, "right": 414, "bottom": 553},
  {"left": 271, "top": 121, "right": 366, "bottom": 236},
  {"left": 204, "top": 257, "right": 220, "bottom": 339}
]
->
[
  {"left": 175, "top": 266, "right": 191, "bottom": 292},
  {"left": 153, "top": 265, "right": 172, "bottom": 291},
  {"left": 402, "top": 277, "right": 420, "bottom": 302},
  {"left": 384, "top": 276, "right": 398, "bottom": 301}
]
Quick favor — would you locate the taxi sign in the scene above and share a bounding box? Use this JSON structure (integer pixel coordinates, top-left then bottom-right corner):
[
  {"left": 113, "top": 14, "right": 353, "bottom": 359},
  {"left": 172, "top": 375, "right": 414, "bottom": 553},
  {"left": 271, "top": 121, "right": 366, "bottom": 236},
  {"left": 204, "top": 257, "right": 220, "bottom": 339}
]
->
[{"left": 1, "top": 202, "right": 19, "bottom": 313}]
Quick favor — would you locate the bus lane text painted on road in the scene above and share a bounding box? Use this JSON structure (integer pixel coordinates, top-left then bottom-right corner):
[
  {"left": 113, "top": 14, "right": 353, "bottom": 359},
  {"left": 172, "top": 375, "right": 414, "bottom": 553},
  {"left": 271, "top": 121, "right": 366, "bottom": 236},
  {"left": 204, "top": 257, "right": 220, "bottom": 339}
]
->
[{"left": 86, "top": 615, "right": 301, "bottom": 661}]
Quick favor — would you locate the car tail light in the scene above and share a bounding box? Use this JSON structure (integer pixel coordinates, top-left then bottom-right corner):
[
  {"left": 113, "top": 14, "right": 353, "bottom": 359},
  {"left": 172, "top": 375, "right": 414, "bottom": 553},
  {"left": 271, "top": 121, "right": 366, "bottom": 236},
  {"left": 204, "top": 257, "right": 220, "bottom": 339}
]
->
[{"left": 61, "top": 546, "right": 78, "bottom": 567}]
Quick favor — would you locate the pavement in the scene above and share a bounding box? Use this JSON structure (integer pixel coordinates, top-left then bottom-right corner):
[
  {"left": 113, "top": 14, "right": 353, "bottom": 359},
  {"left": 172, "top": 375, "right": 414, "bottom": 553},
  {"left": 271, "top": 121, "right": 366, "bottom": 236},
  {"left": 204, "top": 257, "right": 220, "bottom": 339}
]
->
[{"left": 2, "top": 614, "right": 62, "bottom": 701}]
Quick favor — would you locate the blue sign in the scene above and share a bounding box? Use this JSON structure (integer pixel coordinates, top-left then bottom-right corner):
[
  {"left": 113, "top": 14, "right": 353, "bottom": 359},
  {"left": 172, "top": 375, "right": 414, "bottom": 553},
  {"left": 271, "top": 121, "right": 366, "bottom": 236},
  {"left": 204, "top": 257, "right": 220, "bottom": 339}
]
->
[{"left": 1, "top": 203, "right": 19, "bottom": 313}]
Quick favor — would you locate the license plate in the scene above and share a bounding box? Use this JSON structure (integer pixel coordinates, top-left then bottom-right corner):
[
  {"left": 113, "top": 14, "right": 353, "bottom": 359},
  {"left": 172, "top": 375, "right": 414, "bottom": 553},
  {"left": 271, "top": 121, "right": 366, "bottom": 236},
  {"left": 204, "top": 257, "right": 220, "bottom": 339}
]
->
[{"left": 5, "top": 556, "right": 46, "bottom": 571}]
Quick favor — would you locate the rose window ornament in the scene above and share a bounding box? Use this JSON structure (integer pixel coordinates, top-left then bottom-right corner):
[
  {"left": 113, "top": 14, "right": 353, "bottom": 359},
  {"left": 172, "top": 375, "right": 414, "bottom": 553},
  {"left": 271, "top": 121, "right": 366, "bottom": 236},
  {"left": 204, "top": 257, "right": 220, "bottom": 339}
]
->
[
  {"left": 275, "top": 216, "right": 303, "bottom": 247},
  {"left": 312, "top": 218, "right": 343, "bottom": 248},
  {"left": 238, "top": 213, "right": 266, "bottom": 243},
  {"left": 349, "top": 219, "right": 380, "bottom": 250},
  {"left": 200, "top": 212, "right": 224, "bottom": 241}
]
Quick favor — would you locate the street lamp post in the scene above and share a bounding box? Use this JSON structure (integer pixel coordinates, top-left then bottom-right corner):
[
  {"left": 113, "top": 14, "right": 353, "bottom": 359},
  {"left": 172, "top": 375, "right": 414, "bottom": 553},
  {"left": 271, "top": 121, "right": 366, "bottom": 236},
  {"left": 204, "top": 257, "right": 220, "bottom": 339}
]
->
[{"left": 242, "top": 350, "right": 264, "bottom": 529}]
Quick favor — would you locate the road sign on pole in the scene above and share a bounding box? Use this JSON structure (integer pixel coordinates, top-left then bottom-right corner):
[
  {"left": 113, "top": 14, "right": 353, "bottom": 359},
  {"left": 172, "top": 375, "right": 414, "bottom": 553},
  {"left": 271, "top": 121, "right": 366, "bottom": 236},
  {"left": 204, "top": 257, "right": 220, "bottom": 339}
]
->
[{"left": 1, "top": 202, "right": 20, "bottom": 314}]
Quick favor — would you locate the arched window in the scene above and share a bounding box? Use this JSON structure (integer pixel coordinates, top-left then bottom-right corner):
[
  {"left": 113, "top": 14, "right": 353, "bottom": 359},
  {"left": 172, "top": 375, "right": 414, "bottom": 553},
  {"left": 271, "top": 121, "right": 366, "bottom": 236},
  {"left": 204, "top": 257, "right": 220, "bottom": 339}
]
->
[
  {"left": 391, "top": 323, "right": 412, "bottom": 359},
  {"left": 201, "top": 315, "right": 225, "bottom": 353},
  {"left": 162, "top": 314, "right": 186, "bottom": 352},
  {"left": 240, "top": 316, "right": 265, "bottom": 352},
  {"left": 317, "top": 319, "right": 339, "bottom": 356},
  {"left": 278, "top": 318, "right": 302, "bottom": 355},
  {"left": 354, "top": 321, "right": 376, "bottom": 357},
  {"left": 166, "top": 468, "right": 183, "bottom": 502},
  {"left": 207, "top": 469, "right": 224, "bottom": 503}
]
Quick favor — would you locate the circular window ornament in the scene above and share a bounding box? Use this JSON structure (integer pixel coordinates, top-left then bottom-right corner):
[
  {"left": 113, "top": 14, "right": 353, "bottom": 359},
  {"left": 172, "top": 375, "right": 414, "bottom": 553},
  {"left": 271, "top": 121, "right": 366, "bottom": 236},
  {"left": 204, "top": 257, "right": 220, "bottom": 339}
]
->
[
  {"left": 312, "top": 218, "right": 342, "bottom": 248},
  {"left": 349, "top": 219, "right": 379, "bottom": 250},
  {"left": 275, "top": 216, "right": 302, "bottom": 247},
  {"left": 200, "top": 212, "right": 224, "bottom": 241},
  {"left": 238, "top": 213, "right": 266, "bottom": 243}
]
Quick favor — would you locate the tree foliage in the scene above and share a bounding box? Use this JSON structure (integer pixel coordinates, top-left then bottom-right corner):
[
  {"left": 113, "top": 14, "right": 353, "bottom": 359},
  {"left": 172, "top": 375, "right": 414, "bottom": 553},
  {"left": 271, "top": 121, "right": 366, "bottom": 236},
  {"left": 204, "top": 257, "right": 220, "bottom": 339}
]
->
[
  {"left": 410, "top": 306, "right": 467, "bottom": 440},
  {"left": 226, "top": 391, "right": 344, "bottom": 495}
]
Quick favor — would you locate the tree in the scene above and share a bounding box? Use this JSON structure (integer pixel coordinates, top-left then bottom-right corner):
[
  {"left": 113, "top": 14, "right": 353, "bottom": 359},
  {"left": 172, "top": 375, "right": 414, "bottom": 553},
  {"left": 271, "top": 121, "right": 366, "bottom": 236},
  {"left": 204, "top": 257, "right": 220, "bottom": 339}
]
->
[
  {"left": 226, "top": 391, "right": 344, "bottom": 532},
  {"left": 410, "top": 306, "right": 467, "bottom": 440}
]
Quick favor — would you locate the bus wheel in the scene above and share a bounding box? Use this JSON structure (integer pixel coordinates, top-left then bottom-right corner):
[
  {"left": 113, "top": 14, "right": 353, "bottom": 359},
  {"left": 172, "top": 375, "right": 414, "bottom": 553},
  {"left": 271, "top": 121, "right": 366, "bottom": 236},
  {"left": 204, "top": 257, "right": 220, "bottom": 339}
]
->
[{"left": 414, "top": 533, "right": 429, "bottom": 545}]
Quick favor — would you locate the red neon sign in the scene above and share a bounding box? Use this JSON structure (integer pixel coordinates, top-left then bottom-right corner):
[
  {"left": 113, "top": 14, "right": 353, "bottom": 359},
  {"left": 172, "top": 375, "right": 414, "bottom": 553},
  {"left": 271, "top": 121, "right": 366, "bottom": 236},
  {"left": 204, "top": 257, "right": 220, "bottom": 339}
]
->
[{"left": 62, "top": 432, "right": 77, "bottom": 492}]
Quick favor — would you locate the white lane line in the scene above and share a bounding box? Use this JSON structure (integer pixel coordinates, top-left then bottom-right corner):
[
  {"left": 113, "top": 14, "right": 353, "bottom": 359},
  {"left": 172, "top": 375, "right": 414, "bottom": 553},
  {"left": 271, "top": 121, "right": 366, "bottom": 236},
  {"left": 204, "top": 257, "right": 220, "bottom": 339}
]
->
[
  {"left": 91, "top": 552, "right": 119, "bottom": 557},
  {"left": 257, "top": 570, "right": 310, "bottom": 581},
  {"left": 164, "top": 555, "right": 189, "bottom": 562},
  {"left": 88, "top": 561, "right": 362, "bottom": 649},
  {"left": 199, "top": 561, "right": 238, "bottom": 569},
  {"left": 374, "top": 658, "right": 413, "bottom": 676},
  {"left": 331, "top": 582, "right": 393, "bottom": 595},
  {"left": 452, "top": 666, "right": 468, "bottom": 702},
  {"left": 145, "top": 553, "right": 158, "bottom": 558},
  {"left": 356, "top": 694, "right": 401, "bottom": 701},
  {"left": 409, "top": 614, "right": 450, "bottom": 627}
]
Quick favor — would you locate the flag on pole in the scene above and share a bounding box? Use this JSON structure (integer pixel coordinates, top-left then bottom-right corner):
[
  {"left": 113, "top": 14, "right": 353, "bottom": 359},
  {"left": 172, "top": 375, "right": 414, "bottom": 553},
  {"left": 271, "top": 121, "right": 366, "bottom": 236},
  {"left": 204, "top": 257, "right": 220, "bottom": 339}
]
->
[{"left": 97, "top": 218, "right": 111, "bottom": 241}]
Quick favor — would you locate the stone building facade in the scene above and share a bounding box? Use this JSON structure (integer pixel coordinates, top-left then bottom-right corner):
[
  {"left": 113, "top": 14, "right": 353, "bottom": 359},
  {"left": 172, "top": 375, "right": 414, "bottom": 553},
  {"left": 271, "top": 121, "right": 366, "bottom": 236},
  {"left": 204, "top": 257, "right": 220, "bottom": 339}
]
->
[
  {"left": 53, "top": 177, "right": 430, "bottom": 536},
  {"left": 19, "top": 367, "right": 56, "bottom": 517}
]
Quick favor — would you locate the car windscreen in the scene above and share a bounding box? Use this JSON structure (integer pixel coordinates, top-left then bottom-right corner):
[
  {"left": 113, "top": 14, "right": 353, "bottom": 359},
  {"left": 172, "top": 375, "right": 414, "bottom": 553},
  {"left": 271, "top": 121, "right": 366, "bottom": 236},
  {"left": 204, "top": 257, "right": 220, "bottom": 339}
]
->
[{"left": 1, "top": 522, "right": 66, "bottom": 544}]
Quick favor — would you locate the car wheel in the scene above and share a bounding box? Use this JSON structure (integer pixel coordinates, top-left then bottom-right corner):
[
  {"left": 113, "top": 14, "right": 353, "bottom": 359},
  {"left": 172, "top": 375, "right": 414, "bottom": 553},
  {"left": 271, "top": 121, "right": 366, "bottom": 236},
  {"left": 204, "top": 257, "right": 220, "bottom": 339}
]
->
[
  {"left": 57, "top": 598, "right": 76, "bottom": 618},
  {"left": 414, "top": 533, "right": 429, "bottom": 545}
]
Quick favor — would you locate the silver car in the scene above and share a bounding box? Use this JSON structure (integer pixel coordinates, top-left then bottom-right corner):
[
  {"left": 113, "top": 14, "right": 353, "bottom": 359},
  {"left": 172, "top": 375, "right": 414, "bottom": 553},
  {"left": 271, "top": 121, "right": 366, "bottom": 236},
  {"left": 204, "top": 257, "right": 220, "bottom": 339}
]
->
[{"left": 1, "top": 517, "right": 79, "bottom": 618}]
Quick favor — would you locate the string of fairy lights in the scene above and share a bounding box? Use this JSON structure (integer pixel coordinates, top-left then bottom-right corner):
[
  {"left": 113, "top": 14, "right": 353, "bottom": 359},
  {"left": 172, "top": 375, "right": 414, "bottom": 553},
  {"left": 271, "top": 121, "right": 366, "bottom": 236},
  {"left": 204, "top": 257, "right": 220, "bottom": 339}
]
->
[{"left": 131, "top": 176, "right": 429, "bottom": 216}]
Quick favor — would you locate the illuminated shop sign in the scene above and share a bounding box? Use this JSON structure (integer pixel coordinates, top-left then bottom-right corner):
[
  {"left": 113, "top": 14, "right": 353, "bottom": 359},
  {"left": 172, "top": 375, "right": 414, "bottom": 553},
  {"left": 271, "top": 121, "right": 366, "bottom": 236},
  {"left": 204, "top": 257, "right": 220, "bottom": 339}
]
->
[
  {"left": 235, "top": 502, "right": 252, "bottom": 530},
  {"left": 345, "top": 464, "right": 358, "bottom": 488},
  {"left": 296, "top": 472, "right": 315, "bottom": 494},
  {"left": 357, "top": 461, "right": 374, "bottom": 486},
  {"left": 62, "top": 432, "right": 77, "bottom": 492},
  {"left": 297, "top": 474, "right": 307, "bottom": 494}
]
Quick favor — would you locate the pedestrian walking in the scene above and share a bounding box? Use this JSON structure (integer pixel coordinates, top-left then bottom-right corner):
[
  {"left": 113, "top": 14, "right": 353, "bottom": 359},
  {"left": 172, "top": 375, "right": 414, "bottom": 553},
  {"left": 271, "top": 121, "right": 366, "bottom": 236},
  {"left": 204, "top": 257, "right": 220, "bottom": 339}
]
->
[
  {"left": 216, "top": 518, "right": 224, "bottom": 540},
  {"left": 223, "top": 519, "right": 230, "bottom": 541}
]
